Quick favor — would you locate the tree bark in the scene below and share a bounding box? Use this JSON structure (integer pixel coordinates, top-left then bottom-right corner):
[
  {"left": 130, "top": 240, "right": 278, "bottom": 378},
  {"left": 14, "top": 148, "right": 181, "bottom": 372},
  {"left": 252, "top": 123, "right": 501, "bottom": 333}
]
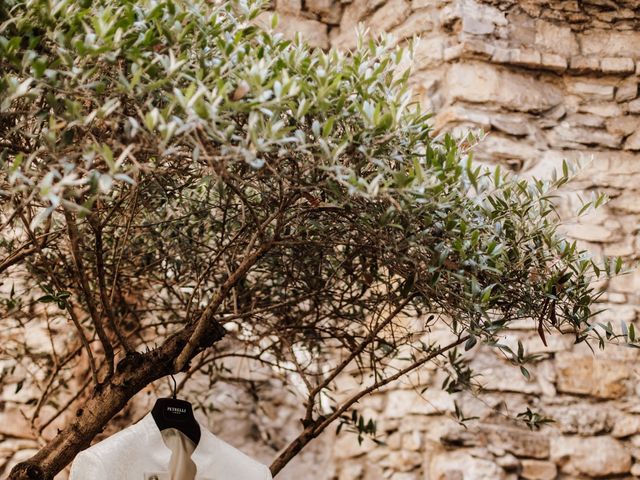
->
[
  {"left": 269, "top": 426, "right": 317, "bottom": 476},
  {"left": 7, "top": 321, "right": 226, "bottom": 480}
]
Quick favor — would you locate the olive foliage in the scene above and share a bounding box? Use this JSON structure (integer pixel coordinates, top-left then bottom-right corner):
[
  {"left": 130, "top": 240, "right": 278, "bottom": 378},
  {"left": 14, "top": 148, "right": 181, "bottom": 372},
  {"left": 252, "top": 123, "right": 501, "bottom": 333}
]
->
[{"left": 0, "top": 0, "right": 621, "bottom": 477}]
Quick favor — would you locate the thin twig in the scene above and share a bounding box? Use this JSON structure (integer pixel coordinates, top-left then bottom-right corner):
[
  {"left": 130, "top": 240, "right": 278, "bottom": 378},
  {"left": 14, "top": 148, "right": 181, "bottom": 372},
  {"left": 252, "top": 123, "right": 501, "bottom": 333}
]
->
[
  {"left": 109, "top": 186, "right": 138, "bottom": 304},
  {"left": 93, "top": 222, "right": 133, "bottom": 353},
  {"left": 304, "top": 293, "right": 417, "bottom": 424},
  {"left": 18, "top": 212, "right": 99, "bottom": 386},
  {"left": 269, "top": 334, "right": 470, "bottom": 476},
  {"left": 65, "top": 210, "right": 115, "bottom": 379}
]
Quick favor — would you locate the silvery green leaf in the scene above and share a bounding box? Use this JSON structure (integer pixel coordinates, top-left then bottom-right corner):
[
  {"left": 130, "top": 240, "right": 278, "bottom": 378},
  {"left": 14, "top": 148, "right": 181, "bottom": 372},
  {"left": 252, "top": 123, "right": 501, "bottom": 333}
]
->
[{"left": 98, "top": 174, "right": 113, "bottom": 193}]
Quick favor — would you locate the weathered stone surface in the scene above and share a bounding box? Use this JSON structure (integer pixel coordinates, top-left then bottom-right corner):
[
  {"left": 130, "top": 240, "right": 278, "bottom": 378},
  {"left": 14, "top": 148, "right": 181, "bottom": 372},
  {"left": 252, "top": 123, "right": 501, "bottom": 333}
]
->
[
  {"left": 550, "top": 435, "right": 632, "bottom": 477},
  {"left": 495, "top": 453, "right": 519, "bottom": 469},
  {"left": 508, "top": 48, "right": 541, "bottom": 68},
  {"left": 616, "top": 78, "right": 639, "bottom": 102},
  {"left": 379, "top": 449, "right": 422, "bottom": 472},
  {"left": 612, "top": 414, "right": 640, "bottom": 438},
  {"left": 534, "top": 20, "right": 578, "bottom": 57},
  {"left": 566, "top": 80, "right": 615, "bottom": 101},
  {"left": 276, "top": 0, "right": 301, "bottom": 15},
  {"left": 540, "top": 52, "right": 567, "bottom": 71},
  {"left": 340, "top": 0, "right": 384, "bottom": 31},
  {"left": 606, "top": 292, "right": 628, "bottom": 303},
  {"left": 569, "top": 55, "right": 600, "bottom": 73},
  {"left": 565, "top": 113, "right": 605, "bottom": 128},
  {"left": 624, "top": 130, "right": 640, "bottom": 150},
  {"left": 490, "top": 114, "right": 532, "bottom": 136},
  {"left": 411, "top": 37, "right": 445, "bottom": 69},
  {"left": 609, "top": 268, "right": 640, "bottom": 295},
  {"left": 524, "top": 333, "right": 573, "bottom": 354},
  {"left": 548, "top": 124, "right": 621, "bottom": 148},
  {"left": 545, "top": 404, "right": 613, "bottom": 435},
  {"left": 390, "top": 12, "right": 434, "bottom": 40},
  {"left": 506, "top": 11, "right": 536, "bottom": 45},
  {"left": 475, "top": 135, "right": 540, "bottom": 165},
  {"left": 461, "top": 13, "right": 495, "bottom": 35},
  {"left": 609, "top": 192, "right": 640, "bottom": 213},
  {"left": 480, "top": 424, "right": 549, "bottom": 459},
  {"left": 337, "top": 462, "right": 363, "bottom": 480},
  {"left": 520, "top": 459, "right": 557, "bottom": 480},
  {"left": 555, "top": 352, "right": 630, "bottom": 398},
  {"left": 606, "top": 116, "right": 640, "bottom": 136},
  {"left": 629, "top": 98, "right": 640, "bottom": 113},
  {"left": 579, "top": 31, "right": 640, "bottom": 58},
  {"left": 367, "top": 0, "right": 410, "bottom": 33},
  {"left": 491, "top": 46, "right": 511, "bottom": 64},
  {"left": 257, "top": 12, "right": 329, "bottom": 48},
  {"left": 440, "top": 422, "right": 549, "bottom": 459},
  {"left": 435, "top": 105, "right": 491, "bottom": 130},
  {"left": 333, "top": 434, "right": 378, "bottom": 459},
  {"left": 447, "top": 62, "right": 562, "bottom": 112},
  {"left": 401, "top": 431, "right": 423, "bottom": 451},
  {"left": 596, "top": 305, "right": 638, "bottom": 327},
  {"left": 543, "top": 104, "right": 567, "bottom": 121},
  {"left": 442, "top": 0, "right": 507, "bottom": 35},
  {"left": 386, "top": 473, "right": 418, "bottom": 480},
  {"left": 430, "top": 452, "right": 507, "bottom": 480},
  {"left": 384, "top": 389, "right": 454, "bottom": 418},
  {"left": 444, "top": 38, "right": 495, "bottom": 60},
  {"left": 306, "top": 0, "right": 341, "bottom": 24},
  {"left": 578, "top": 101, "right": 624, "bottom": 117},
  {"left": 564, "top": 222, "right": 615, "bottom": 242},
  {"left": 601, "top": 56, "right": 636, "bottom": 74}
]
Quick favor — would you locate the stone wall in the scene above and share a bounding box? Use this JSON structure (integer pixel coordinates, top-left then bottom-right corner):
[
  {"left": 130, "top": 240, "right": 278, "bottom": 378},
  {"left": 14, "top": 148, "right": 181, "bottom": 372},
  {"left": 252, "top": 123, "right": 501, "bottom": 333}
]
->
[{"left": 262, "top": 1, "right": 640, "bottom": 479}]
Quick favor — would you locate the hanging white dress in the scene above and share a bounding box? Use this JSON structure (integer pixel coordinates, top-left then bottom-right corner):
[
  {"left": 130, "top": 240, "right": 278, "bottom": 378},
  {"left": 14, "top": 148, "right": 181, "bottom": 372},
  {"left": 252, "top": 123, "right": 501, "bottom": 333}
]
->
[{"left": 69, "top": 412, "right": 272, "bottom": 480}]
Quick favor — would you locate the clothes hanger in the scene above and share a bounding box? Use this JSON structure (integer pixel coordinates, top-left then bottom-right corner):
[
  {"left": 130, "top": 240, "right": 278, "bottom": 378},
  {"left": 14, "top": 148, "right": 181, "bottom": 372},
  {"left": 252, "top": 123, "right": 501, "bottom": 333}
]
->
[{"left": 151, "top": 374, "right": 201, "bottom": 446}]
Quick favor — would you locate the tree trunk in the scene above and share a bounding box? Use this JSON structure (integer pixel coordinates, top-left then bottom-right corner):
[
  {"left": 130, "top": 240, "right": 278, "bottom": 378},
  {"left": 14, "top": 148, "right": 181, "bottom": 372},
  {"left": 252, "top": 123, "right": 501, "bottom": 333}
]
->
[{"left": 8, "top": 322, "right": 226, "bottom": 480}]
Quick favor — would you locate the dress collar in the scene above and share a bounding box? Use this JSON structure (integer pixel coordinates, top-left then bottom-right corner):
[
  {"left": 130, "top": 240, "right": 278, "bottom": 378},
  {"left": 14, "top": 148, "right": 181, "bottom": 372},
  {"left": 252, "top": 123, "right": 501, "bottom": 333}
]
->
[{"left": 139, "top": 410, "right": 214, "bottom": 470}]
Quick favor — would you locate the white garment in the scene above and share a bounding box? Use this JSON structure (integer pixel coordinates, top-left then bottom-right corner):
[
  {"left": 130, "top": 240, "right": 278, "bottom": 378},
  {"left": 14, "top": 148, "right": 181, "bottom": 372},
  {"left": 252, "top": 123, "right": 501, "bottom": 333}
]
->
[
  {"left": 69, "top": 412, "right": 272, "bottom": 480},
  {"left": 161, "top": 428, "right": 197, "bottom": 479}
]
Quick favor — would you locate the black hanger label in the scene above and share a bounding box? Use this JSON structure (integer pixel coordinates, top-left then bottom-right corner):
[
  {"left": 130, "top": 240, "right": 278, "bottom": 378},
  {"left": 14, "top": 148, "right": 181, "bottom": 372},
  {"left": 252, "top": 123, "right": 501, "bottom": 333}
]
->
[{"left": 164, "top": 405, "right": 188, "bottom": 418}]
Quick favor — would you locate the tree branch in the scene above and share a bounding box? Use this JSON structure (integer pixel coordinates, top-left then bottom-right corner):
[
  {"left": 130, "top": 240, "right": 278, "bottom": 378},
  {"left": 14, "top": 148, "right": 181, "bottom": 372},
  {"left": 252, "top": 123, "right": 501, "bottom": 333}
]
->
[
  {"left": 269, "top": 333, "right": 470, "bottom": 476},
  {"left": 0, "top": 218, "right": 56, "bottom": 274},
  {"left": 93, "top": 222, "right": 134, "bottom": 353},
  {"left": 65, "top": 210, "right": 115, "bottom": 379}
]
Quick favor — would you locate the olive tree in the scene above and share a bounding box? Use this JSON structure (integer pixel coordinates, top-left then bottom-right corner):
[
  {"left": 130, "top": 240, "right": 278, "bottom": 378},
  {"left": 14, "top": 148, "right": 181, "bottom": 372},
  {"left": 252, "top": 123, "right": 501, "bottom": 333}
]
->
[{"left": 0, "top": 0, "right": 622, "bottom": 478}]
